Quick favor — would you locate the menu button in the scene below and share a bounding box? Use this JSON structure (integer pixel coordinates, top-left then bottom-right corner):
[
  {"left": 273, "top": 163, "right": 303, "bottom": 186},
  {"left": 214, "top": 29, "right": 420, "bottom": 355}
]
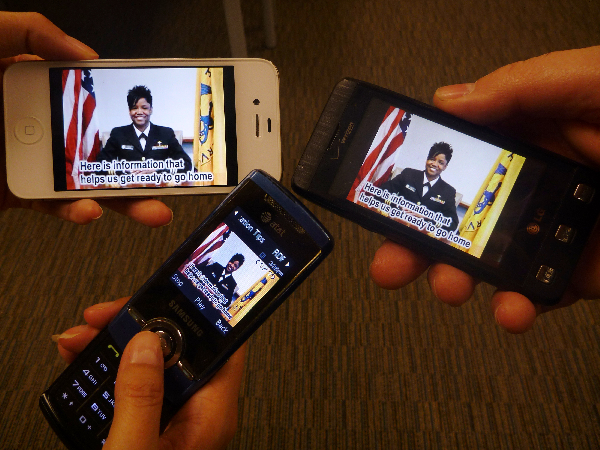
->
[
  {"left": 536, "top": 265, "right": 556, "bottom": 284},
  {"left": 14, "top": 117, "right": 44, "bottom": 144}
]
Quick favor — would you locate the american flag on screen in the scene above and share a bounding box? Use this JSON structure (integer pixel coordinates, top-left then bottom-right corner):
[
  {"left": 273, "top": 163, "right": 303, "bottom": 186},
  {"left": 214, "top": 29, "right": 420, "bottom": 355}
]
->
[
  {"left": 347, "top": 107, "right": 411, "bottom": 202},
  {"left": 180, "top": 222, "right": 231, "bottom": 272},
  {"left": 63, "top": 69, "right": 101, "bottom": 189}
]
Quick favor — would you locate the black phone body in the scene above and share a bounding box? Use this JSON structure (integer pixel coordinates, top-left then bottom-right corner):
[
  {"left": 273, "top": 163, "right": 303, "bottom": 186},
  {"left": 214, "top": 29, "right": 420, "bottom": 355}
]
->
[
  {"left": 40, "top": 170, "right": 333, "bottom": 450},
  {"left": 293, "top": 78, "right": 600, "bottom": 305}
]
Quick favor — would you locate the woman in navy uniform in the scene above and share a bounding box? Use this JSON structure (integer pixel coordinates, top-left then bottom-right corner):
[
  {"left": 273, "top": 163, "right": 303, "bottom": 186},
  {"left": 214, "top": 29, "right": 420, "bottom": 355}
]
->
[
  {"left": 380, "top": 142, "right": 459, "bottom": 232},
  {"left": 200, "top": 254, "right": 246, "bottom": 308},
  {"left": 96, "top": 85, "right": 192, "bottom": 173}
]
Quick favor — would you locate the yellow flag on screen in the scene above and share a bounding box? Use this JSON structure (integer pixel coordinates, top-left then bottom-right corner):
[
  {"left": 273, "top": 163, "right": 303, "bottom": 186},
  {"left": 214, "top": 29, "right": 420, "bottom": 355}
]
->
[
  {"left": 193, "top": 68, "right": 227, "bottom": 185},
  {"left": 457, "top": 150, "right": 525, "bottom": 257}
]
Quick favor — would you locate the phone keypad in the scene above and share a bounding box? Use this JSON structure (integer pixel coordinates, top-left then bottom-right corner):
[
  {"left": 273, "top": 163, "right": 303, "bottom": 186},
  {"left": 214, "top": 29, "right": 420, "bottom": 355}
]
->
[{"left": 52, "top": 336, "right": 122, "bottom": 448}]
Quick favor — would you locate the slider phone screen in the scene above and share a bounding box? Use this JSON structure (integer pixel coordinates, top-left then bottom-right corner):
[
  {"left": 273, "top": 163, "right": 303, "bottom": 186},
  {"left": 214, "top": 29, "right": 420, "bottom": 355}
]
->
[
  {"left": 48, "top": 66, "right": 238, "bottom": 192},
  {"left": 172, "top": 208, "right": 290, "bottom": 336},
  {"left": 40, "top": 171, "right": 332, "bottom": 450}
]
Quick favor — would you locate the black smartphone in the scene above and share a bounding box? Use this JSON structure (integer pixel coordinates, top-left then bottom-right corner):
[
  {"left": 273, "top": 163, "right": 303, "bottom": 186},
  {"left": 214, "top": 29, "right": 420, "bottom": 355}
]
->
[
  {"left": 40, "top": 170, "right": 333, "bottom": 450},
  {"left": 293, "top": 78, "right": 600, "bottom": 305}
]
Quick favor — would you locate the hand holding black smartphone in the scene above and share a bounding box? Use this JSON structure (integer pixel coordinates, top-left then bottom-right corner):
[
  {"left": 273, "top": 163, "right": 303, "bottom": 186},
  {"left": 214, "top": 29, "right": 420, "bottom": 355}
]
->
[
  {"left": 293, "top": 79, "right": 600, "bottom": 305},
  {"left": 40, "top": 170, "right": 332, "bottom": 450}
]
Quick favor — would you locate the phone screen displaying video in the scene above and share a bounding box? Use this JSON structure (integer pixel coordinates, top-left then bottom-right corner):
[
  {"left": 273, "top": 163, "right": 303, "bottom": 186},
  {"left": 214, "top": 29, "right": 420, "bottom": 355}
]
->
[
  {"left": 337, "top": 95, "right": 546, "bottom": 271},
  {"left": 49, "top": 66, "right": 237, "bottom": 191},
  {"left": 171, "top": 207, "right": 291, "bottom": 336}
]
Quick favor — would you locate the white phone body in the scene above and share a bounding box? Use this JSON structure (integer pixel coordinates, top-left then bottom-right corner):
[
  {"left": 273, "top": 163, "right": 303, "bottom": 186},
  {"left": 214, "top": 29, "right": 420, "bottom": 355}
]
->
[{"left": 3, "top": 58, "right": 280, "bottom": 199}]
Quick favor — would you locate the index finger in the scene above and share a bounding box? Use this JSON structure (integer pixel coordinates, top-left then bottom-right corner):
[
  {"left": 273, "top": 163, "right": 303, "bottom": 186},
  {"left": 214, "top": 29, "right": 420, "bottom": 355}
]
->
[{"left": 0, "top": 12, "right": 97, "bottom": 60}]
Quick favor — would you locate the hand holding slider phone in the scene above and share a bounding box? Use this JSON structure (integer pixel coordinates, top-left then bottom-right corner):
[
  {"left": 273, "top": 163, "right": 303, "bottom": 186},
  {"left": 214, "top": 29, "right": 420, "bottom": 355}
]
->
[
  {"left": 293, "top": 46, "right": 600, "bottom": 333},
  {"left": 41, "top": 170, "right": 333, "bottom": 450},
  {"left": 55, "top": 297, "right": 246, "bottom": 450}
]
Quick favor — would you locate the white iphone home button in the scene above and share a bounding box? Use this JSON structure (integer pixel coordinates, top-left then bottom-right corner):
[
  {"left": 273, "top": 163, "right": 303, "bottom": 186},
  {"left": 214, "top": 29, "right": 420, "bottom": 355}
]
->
[{"left": 14, "top": 117, "right": 44, "bottom": 144}]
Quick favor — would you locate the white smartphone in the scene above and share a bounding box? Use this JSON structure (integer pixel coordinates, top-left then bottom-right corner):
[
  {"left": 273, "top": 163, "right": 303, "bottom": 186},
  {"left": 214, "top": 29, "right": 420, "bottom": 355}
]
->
[{"left": 3, "top": 58, "right": 280, "bottom": 199}]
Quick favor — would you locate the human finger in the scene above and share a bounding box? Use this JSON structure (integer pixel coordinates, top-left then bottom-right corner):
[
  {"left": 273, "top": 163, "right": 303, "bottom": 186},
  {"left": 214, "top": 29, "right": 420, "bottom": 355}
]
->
[
  {"left": 0, "top": 12, "right": 97, "bottom": 60},
  {"left": 427, "top": 263, "right": 477, "bottom": 307},
  {"left": 83, "top": 297, "right": 131, "bottom": 329},
  {"left": 160, "top": 344, "right": 247, "bottom": 450},
  {"left": 98, "top": 198, "right": 173, "bottom": 228},
  {"left": 434, "top": 46, "right": 600, "bottom": 125},
  {"left": 490, "top": 291, "right": 538, "bottom": 334},
  {"left": 369, "top": 239, "right": 430, "bottom": 290},
  {"left": 104, "top": 332, "right": 164, "bottom": 450},
  {"left": 54, "top": 324, "right": 102, "bottom": 364},
  {"left": 433, "top": 46, "right": 600, "bottom": 164},
  {"left": 26, "top": 199, "right": 104, "bottom": 225},
  {"left": 15, "top": 196, "right": 173, "bottom": 227},
  {"left": 54, "top": 298, "right": 130, "bottom": 363}
]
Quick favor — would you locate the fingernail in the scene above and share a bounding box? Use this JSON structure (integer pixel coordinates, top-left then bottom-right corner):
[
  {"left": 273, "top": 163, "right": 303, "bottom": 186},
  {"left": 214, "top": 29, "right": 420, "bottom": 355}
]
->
[
  {"left": 63, "top": 34, "right": 99, "bottom": 59},
  {"left": 160, "top": 210, "right": 175, "bottom": 228},
  {"left": 430, "top": 277, "right": 439, "bottom": 300},
  {"left": 51, "top": 332, "right": 79, "bottom": 343},
  {"left": 129, "top": 333, "right": 162, "bottom": 366},
  {"left": 435, "top": 83, "right": 476, "bottom": 100},
  {"left": 92, "top": 207, "right": 103, "bottom": 220},
  {"left": 85, "top": 301, "right": 112, "bottom": 314},
  {"left": 493, "top": 304, "right": 504, "bottom": 325}
]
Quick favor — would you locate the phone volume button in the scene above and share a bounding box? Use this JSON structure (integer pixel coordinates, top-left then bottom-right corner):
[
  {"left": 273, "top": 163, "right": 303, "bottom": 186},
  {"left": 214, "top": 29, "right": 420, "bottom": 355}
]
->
[
  {"left": 13, "top": 117, "right": 44, "bottom": 144},
  {"left": 176, "top": 359, "right": 196, "bottom": 381},
  {"left": 127, "top": 306, "right": 147, "bottom": 327}
]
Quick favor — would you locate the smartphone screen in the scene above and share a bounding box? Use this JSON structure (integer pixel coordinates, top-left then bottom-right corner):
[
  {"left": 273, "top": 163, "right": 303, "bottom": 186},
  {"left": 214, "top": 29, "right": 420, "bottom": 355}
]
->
[{"left": 49, "top": 66, "right": 237, "bottom": 192}]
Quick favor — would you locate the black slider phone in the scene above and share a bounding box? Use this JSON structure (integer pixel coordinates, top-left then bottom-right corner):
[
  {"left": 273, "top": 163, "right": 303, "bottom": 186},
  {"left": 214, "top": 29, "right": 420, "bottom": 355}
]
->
[
  {"left": 40, "top": 170, "right": 333, "bottom": 450},
  {"left": 293, "top": 78, "right": 600, "bottom": 305}
]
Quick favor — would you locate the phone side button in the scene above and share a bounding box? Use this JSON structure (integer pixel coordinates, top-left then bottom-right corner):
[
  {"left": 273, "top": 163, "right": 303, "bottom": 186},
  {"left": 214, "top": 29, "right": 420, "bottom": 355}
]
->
[
  {"left": 13, "top": 117, "right": 44, "bottom": 144},
  {"left": 555, "top": 225, "right": 576, "bottom": 244},
  {"left": 573, "top": 184, "right": 595, "bottom": 204},
  {"left": 536, "top": 265, "right": 556, "bottom": 284},
  {"left": 176, "top": 359, "right": 196, "bottom": 381}
]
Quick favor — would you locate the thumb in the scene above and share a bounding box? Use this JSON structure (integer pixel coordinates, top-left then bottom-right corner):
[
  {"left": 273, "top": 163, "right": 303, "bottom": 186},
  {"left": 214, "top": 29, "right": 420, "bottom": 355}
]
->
[
  {"left": 433, "top": 46, "right": 600, "bottom": 125},
  {"left": 104, "top": 332, "right": 164, "bottom": 450}
]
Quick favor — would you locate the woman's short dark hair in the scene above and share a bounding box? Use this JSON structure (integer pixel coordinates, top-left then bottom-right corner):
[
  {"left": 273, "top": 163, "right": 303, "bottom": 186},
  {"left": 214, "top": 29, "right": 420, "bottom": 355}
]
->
[
  {"left": 230, "top": 253, "right": 245, "bottom": 266},
  {"left": 427, "top": 142, "right": 453, "bottom": 163},
  {"left": 127, "top": 85, "right": 152, "bottom": 109}
]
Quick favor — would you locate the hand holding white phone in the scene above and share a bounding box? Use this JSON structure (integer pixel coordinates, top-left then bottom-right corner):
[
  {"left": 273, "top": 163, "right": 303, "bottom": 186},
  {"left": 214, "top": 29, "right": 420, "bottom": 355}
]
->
[{"left": 0, "top": 12, "right": 180, "bottom": 226}]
